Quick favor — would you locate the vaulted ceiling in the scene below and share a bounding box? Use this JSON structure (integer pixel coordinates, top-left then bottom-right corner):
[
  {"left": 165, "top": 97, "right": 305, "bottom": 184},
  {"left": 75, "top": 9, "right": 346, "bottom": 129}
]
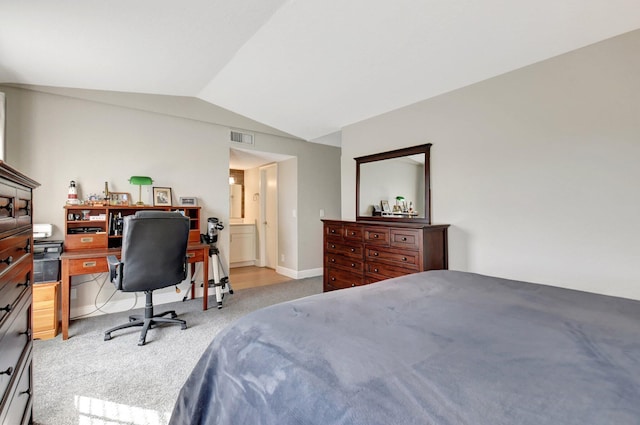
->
[{"left": 2, "top": 1, "right": 639, "bottom": 144}]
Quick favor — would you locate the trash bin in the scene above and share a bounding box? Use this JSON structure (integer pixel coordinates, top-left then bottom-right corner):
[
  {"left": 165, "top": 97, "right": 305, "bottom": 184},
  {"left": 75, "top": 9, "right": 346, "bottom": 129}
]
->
[{"left": 33, "top": 240, "right": 64, "bottom": 283}]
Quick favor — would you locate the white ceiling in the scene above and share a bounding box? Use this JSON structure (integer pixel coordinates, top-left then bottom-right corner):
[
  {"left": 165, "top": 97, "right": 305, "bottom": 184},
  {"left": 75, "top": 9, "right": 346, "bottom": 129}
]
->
[{"left": 2, "top": 1, "right": 639, "bottom": 144}]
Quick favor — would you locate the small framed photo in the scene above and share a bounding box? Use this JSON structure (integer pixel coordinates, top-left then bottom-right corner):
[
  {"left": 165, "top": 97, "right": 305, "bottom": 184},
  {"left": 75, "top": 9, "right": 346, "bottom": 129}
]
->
[
  {"left": 381, "top": 200, "right": 390, "bottom": 213},
  {"left": 153, "top": 187, "right": 173, "bottom": 206},
  {"left": 109, "top": 192, "right": 131, "bottom": 206},
  {"left": 179, "top": 196, "right": 197, "bottom": 206}
]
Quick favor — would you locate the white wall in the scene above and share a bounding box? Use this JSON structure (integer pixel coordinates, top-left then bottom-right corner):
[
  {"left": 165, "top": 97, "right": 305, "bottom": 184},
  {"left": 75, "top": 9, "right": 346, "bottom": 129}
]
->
[
  {"left": 3, "top": 85, "right": 341, "bottom": 316},
  {"left": 342, "top": 30, "right": 640, "bottom": 300}
]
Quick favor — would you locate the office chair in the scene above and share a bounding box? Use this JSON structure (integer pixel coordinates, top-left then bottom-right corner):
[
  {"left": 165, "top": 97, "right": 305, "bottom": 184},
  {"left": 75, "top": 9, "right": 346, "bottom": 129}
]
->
[{"left": 104, "top": 211, "right": 190, "bottom": 346}]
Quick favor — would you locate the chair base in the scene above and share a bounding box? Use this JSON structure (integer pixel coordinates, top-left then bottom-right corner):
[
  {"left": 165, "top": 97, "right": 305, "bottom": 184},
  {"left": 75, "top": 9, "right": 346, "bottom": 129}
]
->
[{"left": 104, "top": 291, "right": 187, "bottom": 346}]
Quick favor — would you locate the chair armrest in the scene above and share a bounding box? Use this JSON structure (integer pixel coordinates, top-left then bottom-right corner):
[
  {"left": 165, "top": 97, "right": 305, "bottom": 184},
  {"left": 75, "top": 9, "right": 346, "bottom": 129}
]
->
[{"left": 107, "top": 255, "right": 122, "bottom": 286}]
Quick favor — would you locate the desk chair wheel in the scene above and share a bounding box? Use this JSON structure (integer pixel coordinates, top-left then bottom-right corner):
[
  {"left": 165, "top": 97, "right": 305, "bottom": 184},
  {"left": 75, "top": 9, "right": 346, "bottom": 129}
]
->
[{"left": 104, "top": 333, "right": 112, "bottom": 341}]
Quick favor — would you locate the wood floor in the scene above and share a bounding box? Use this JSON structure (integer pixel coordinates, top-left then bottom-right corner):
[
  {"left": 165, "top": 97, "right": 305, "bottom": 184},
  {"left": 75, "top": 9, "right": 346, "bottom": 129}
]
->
[{"left": 229, "top": 266, "right": 292, "bottom": 290}]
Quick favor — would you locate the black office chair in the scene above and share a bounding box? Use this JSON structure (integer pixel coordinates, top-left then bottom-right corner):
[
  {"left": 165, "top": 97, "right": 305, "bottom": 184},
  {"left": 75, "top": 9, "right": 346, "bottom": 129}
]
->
[{"left": 104, "top": 211, "right": 190, "bottom": 346}]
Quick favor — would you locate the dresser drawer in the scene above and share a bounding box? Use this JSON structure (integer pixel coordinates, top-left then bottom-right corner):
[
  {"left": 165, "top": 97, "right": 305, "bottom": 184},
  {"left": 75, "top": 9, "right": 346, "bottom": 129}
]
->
[
  {"left": 325, "top": 254, "right": 363, "bottom": 272},
  {"left": 365, "top": 262, "right": 414, "bottom": 279},
  {"left": 325, "top": 223, "right": 343, "bottom": 238},
  {"left": 65, "top": 233, "right": 108, "bottom": 250},
  {"left": 365, "top": 246, "right": 420, "bottom": 270},
  {"left": 0, "top": 353, "right": 32, "bottom": 425},
  {"left": 0, "top": 295, "right": 31, "bottom": 405},
  {"left": 325, "top": 268, "right": 364, "bottom": 290},
  {"left": 343, "top": 225, "right": 363, "bottom": 242},
  {"left": 15, "top": 189, "right": 33, "bottom": 228},
  {"left": 364, "top": 227, "right": 390, "bottom": 245},
  {"left": 390, "top": 228, "right": 421, "bottom": 250},
  {"left": 325, "top": 241, "right": 363, "bottom": 259},
  {"left": 0, "top": 260, "right": 32, "bottom": 327},
  {"left": 0, "top": 183, "right": 17, "bottom": 233},
  {"left": 0, "top": 231, "right": 31, "bottom": 278}
]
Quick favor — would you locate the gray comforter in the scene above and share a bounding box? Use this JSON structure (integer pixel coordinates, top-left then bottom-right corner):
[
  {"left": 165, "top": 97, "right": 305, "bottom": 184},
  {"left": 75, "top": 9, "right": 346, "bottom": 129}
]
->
[{"left": 169, "top": 270, "right": 640, "bottom": 424}]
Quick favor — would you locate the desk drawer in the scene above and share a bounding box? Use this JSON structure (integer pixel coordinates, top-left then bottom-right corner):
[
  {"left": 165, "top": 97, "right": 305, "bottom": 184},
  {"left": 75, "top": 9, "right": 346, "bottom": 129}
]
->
[
  {"left": 67, "top": 257, "right": 108, "bottom": 275},
  {"left": 186, "top": 249, "right": 204, "bottom": 263},
  {"left": 65, "top": 233, "right": 107, "bottom": 250}
]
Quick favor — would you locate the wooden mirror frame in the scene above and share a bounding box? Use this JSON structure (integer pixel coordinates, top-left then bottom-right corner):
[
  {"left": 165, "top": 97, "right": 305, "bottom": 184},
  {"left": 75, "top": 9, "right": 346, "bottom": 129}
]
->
[{"left": 355, "top": 143, "right": 431, "bottom": 224}]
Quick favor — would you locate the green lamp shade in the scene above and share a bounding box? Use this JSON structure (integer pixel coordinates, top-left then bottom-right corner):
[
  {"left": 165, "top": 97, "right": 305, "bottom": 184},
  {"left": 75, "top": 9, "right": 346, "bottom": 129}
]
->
[
  {"left": 129, "top": 176, "right": 153, "bottom": 205},
  {"left": 129, "top": 176, "right": 153, "bottom": 186}
]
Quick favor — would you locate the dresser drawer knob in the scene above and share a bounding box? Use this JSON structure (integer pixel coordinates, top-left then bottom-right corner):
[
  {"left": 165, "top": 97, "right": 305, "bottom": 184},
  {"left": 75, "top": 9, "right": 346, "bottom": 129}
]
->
[
  {"left": 22, "top": 240, "right": 31, "bottom": 253},
  {"left": 0, "top": 304, "right": 12, "bottom": 313},
  {"left": 20, "top": 389, "right": 32, "bottom": 397},
  {"left": 374, "top": 268, "right": 379, "bottom": 272},
  {"left": 350, "top": 232, "right": 356, "bottom": 236},
  {"left": 1, "top": 367, "right": 13, "bottom": 376},
  {"left": 351, "top": 263, "right": 355, "bottom": 267},
  {"left": 331, "top": 277, "right": 336, "bottom": 281},
  {"left": 20, "top": 329, "right": 32, "bottom": 339},
  {"left": 1, "top": 255, "right": 13, "bottom": 265},
  {"left": 350, "top": 248, "right": 355, "bottom": 252},
  {"left": 331, "top": 244, "right": 336, "bottom": 249},
  {"left": 373, "top": 252, "right": 379, "bottom": 256},
  {"left": 330, "top": 229, "right": 336, "bottom": 233},
  {"left": 330, "top": 258, "right": 335, "bottom": 263},
  {"left": 402, "top": 257, "right": 407, "bottom": 261},
  {"left": 401, "top": 237, "right": 407, "bottom": 241},
  {"left": 373, "top": 234, "right": 379, "bottom": 238},
  {"left": 351, "top": 283, "right": 356, "bottom": 287}
]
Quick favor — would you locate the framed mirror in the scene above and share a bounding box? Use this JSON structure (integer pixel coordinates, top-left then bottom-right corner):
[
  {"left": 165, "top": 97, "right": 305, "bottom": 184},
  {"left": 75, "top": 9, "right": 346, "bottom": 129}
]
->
[{"left": 356, "top": 144, "right": 431, "bottom": 223}]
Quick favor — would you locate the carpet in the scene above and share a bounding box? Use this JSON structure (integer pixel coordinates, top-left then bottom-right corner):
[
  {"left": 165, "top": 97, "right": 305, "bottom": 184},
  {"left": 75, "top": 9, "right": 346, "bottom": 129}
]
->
[{"left": 32, "top": 277, "right": 322, "bottom": 425}]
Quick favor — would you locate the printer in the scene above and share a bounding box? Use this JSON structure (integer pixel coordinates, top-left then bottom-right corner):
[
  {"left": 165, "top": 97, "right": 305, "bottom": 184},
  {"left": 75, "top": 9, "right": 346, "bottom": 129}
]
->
[{"left": 33, "top": 224, "right": 63, "bottom": 283}]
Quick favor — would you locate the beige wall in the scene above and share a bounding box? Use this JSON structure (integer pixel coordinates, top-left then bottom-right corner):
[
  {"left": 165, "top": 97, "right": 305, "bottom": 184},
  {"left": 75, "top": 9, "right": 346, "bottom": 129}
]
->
[
  {"left": 3, "top": 85, "right": 340, "bottom": 315},
  {"left": 342, "top": 30, "right": 640, "bottom": 300}
]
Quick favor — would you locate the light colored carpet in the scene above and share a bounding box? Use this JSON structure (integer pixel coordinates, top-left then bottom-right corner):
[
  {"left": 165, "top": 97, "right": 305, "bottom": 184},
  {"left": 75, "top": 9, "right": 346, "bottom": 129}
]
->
[{"left": 32, "top": 277, "right": 322, "bottom": 425}]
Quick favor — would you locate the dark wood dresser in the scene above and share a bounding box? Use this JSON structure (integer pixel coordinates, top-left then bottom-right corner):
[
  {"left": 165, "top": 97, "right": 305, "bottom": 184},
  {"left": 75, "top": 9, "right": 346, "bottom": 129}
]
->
[
  {"left": 322, "top": 219, "right": 449, "bottom": 292},
  {"left": 0, "top": 162, "right": 39, "bottom": 425}
]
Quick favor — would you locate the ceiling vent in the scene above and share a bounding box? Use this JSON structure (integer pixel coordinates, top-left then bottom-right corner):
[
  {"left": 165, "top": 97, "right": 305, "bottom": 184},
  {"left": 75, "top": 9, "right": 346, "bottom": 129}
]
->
[{"left": 230, "top": 130, "right": 254, "bottom": 145}]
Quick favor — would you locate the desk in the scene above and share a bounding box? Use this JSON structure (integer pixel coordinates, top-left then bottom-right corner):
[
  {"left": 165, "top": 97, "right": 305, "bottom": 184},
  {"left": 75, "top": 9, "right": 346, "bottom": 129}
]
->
[{"left": 60, "top": 242, "right": 209, "bottom": 340}]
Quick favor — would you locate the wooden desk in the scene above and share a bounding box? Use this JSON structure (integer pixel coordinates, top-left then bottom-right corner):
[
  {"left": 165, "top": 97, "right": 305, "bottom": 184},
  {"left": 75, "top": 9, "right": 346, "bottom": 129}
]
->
[{"left": 60, "top": 243, "right": 210, "bottom": 340}]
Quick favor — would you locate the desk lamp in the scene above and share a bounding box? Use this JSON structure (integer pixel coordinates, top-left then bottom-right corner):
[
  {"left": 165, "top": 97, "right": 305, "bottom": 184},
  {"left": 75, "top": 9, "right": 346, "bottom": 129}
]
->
[{"left": 129, "top": 176, "right": 153, "bottom": 206}]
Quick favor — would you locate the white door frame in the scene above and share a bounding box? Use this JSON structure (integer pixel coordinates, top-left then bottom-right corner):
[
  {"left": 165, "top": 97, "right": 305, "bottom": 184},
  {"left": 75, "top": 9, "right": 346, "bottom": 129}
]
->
[{"left": 258, "top": 163, "right": 278, "bottom": 268}]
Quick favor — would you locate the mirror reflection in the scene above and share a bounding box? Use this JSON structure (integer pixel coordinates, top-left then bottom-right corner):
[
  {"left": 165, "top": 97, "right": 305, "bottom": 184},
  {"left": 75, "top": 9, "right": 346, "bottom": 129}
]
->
[
  {"left": 356, "top": 144, "right": 431, "bottom": 223},
  {"left": 359, "top": 155, "right": 425, "bottom": 218}
]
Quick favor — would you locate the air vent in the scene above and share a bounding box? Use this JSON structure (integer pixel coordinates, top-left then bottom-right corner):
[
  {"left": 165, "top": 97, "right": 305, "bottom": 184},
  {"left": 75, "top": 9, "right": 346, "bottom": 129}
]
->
[{"left": 230, "top": 130, "right": 254, "bottom": 145}]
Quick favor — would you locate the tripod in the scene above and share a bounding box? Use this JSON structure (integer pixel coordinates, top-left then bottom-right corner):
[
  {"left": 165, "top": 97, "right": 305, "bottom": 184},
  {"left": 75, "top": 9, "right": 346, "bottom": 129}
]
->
[{"left": 208, "top": 244, "right": 233, "bottom": 309}]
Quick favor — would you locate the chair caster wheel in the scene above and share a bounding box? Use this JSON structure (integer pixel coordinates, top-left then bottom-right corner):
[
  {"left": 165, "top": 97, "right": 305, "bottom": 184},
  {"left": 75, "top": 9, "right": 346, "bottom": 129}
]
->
[
  {"left": 138, "top": 339, "right": 146, "bottom": 346},
  {"left": 104, "top": 334, "right": 112, "bottom": 341},
  {"left": 170, "top": 312, "right": 177, "bottom": 319},
  {"left": 181, "top": 324, "right": 187, "bottom": 330},
  {"left": 229, "top": 290, "right": 234, "bottom": 294}
]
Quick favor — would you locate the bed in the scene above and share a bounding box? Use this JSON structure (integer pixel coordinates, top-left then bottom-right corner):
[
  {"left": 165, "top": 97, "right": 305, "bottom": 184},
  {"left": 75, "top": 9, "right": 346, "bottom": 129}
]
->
[{"left": 169, "top": 270, "right": 640, "bottom": 424}]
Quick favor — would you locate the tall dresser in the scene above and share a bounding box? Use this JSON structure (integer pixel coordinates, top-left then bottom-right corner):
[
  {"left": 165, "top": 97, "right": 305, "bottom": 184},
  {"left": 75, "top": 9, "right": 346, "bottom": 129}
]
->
[
  {"left": 322, "top": 219, "right": 449, "bottom": 292},
  {"left": 0, "top": 162, "right": 39, "bottom": 425}
]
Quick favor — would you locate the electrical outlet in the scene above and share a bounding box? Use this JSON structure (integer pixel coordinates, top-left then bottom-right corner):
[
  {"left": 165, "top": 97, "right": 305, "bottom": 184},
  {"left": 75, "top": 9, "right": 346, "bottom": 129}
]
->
[
  {"left": 281, "top": 254, "right": 285, "bottom": 262},
  {"left": 319, "top": 208, "right": 325, "bottom": 218},
  {"left": 71, "top": 287, "right": 77, "bottom": 300}
]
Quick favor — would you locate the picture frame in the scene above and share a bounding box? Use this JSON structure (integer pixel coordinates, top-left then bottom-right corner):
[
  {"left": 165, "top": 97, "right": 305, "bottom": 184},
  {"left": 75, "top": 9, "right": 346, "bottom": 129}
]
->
[
  {"left": 109, "top": 192, "right": 131, "bottom": 206},
  {"left": 381, "top": 200, "right": 391, "bottom": 213},
  {"left": 179, "top": 196, "right": 197, "bottom": 206},
  {"left": 153, "top": 187, "right": 173, "bottom": 206}
]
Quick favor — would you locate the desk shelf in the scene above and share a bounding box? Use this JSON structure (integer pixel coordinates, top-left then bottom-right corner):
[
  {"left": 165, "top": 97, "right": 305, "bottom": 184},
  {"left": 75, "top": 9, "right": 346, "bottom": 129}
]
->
[{"left": 64, "top": 205, "right": 201, "bottom": 251}]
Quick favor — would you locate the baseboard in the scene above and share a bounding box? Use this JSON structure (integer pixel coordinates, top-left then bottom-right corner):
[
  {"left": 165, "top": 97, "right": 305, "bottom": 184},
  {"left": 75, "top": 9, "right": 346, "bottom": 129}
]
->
[
  {"left": 230, "top": 260, "right": 256, "bottom": 268},
  {"left": 275, "top": 266, "right": 323, "bottom": 280},
  {"left": 70, "top": 285, "right": 198, "bottom": 318}
]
